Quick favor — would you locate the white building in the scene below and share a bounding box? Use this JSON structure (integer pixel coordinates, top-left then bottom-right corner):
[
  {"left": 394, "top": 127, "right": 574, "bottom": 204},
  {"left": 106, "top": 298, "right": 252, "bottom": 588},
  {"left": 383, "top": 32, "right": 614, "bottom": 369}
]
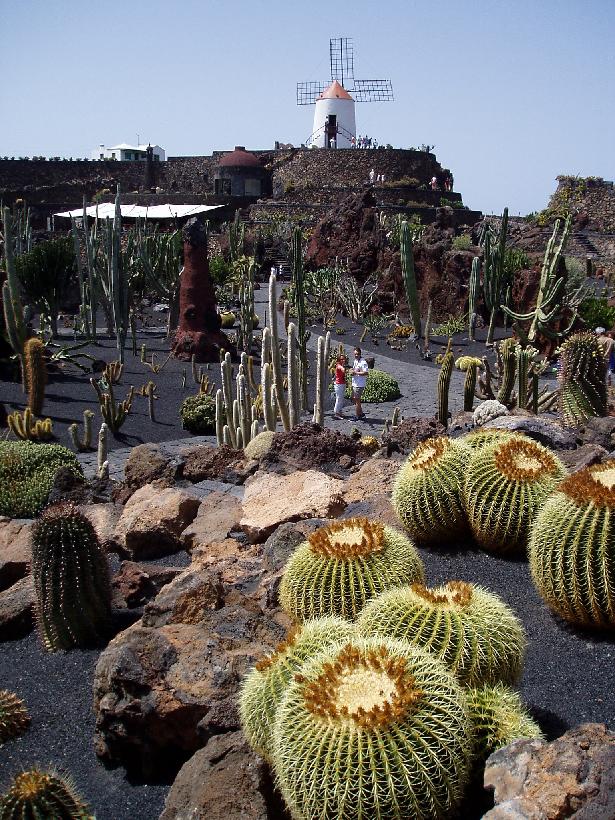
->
[
  {"left": 91, "top": 143, "right": 166, "bottom": 161},
  {"left": 309, "top": 81, "right": 356, "bottom": 149}
]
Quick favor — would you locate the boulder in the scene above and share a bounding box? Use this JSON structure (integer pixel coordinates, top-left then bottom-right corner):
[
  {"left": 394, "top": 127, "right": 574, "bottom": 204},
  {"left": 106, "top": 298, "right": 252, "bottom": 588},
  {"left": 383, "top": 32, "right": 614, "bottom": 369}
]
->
[
  {"left": 181, "top": 444, "right": 251, "bottom": 485},
  {"left": 0, "top": 517, "right": 32, "bottom": 591},
  {"left": 559, "top": 443, "right": 608, "bottom": 473},
  {"left": 78, "top": 503, "right": 122, "bottom": 553},
  {"left": 339, "top": 496, "right": 400, "bottom": 530},
  {"left": 483, "top": 723, "right": 615, "bottom": 819},
  {"left": 483, "top": 415, "right": 579, "bottom": 450},
  {"left": 181, "top": 492, "right": 242, "bottom": 552},
  {"left": 382, "top": 417, "right": 446, "bottom": 454},
  {"left": 239, "top": 470, "right": 346, "bottom": 542},
  {"left": 111, "top": 561, "right": 184, "bottom": 609},
  {"left": 123, "top": 443, "right": 181, "bottom": 492},
  {"left": 342, "top": 457, "right": 401, "bottom": 504},
  {"left": 114, "top": 484, "right": 200, "bottom": 559},
  {"left": 0, "top": 575, "right": 34, "bottom": 639}
]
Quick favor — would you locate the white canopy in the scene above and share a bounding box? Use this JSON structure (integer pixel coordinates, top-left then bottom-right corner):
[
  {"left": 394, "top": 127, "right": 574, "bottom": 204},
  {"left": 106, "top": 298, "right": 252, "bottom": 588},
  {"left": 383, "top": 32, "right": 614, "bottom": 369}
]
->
[{"left": 53, "top": 203, "right": 224, "bottom": 220}]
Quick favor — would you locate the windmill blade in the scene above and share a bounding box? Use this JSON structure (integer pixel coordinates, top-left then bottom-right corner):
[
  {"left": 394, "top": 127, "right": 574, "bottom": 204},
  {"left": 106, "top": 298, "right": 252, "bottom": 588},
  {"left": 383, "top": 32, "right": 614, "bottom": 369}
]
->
[
  {"left": 297, "top": 81, "right": 329, "bottom": 105},
  {"left": 330, "top": 36, "right": 354, "bottom": 85},
  {"left": 348, "top": 79, "right": 394, "bottom": 102}
]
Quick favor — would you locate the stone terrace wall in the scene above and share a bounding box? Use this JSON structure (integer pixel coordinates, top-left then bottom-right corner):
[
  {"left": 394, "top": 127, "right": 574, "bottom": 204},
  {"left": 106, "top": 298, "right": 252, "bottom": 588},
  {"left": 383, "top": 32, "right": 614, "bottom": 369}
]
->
[{"left": 547, "top": 176, "right": 615, "bottom": 233}]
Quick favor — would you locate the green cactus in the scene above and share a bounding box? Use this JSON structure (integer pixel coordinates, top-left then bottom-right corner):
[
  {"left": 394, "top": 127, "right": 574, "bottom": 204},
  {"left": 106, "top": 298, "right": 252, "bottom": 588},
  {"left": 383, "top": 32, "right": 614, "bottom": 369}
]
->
[
  {"left": 279, "top": 517, "right": 425, "bottom": 623},
  {"left": 358, "top": 581, "right": 526, "bottom": 686},
  {"left": 463, "top": 436, "right": 566, "bottom": 555},
  {"left": 239, "top": 617, "right": 355, "bottom": 760},
  {"left": 31, "top": 503, "right": 112, "bottom": 651},
  {"left": 0, "top": 690, "right": 30, "bottom": 745},
  {"left": 0, "top": 769, "right": 93, "bottom": 819},
  {"left": 482, "top": 209, "right": 508, "bottom": 346},
  {"left": 437, "top": 347, "right": 454, "bottom": 427},
  {"left": 271, "top": 637, "right": 471, "bottom": 820},
  {"left": 529, "top": 461, "right": 615, "bottom": 629},
  {"left": 24, "top": 336, "right": 47, "bottom": 416},
  {"left": 0, "top": 441, "right": 82, "bottom": 518},
  {"left": 558, "top": 332, "right": 607, "bottom": 427},
  {"left": 400, "top": 220, "right": 421, "bottom": 338},
  {"left": 466, "top": 683, "right": 543, "bottom": 769},
  {"left": 461, "top": 428, "right": 520, "bottom": 451},
  {"left": 244, "top": 430, "right": 275, "bottom": 461},
  {"left": 392, "top": 437, "right": 470, "bottom": 545},
  {"left": 291, "top": 227, "right": 310, "bottom": 410},
  {"left": 468, "top": 257, "right": 480, "bottom": 342},
  {"left": 495, "top": 337, "right": 518, "bottom": 405}
]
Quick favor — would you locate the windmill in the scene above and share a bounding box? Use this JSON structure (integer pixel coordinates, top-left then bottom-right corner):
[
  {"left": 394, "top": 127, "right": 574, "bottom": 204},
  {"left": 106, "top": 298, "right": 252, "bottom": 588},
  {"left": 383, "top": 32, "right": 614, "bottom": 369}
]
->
[{"left": 297, "top": 37, "right": 394, "bottom": 148}]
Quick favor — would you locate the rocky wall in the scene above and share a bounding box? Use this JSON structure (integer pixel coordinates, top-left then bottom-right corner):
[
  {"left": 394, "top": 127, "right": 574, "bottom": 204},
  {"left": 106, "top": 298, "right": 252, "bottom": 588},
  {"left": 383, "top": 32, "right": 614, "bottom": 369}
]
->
[{"left": 547, "top": 176, "right": 615, "bottom": 233}]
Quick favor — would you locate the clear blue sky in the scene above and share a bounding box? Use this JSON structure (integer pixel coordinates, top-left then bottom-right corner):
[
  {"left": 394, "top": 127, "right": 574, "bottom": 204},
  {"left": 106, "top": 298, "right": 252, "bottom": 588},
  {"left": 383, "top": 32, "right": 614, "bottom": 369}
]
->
[{"left": 1, "top": 0, "right": 613, "bottom": 215}]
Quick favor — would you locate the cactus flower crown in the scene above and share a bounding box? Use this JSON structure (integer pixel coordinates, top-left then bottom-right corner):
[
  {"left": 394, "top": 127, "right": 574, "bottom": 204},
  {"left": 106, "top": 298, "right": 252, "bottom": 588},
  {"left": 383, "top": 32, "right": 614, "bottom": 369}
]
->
[
  {"left": 559, "top": 460, "right": 615, "bottom": 507},
  {"left": 493, "top": 438, "right": 561, "bottom": 482},
  {"left": 411, "top": 580, "right": 473, "bottom": 608},
  {"left": 254, "top": 625, "right": 301, "bottom": 672},
  {"left": 405, "top": 437, "right": 449, "bottom": 472},
  {"left": 308, "top": 517, "right": 385, "bottom": 559},
  {"left": 296, "top": 643, "right": 423, "bottom": 729}
]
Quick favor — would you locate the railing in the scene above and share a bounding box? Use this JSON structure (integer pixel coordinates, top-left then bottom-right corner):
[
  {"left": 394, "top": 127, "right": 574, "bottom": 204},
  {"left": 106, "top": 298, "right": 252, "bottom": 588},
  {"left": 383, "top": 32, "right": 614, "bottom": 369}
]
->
[{"left": 305, "top": 123, "right": 356, "bottom": 147}]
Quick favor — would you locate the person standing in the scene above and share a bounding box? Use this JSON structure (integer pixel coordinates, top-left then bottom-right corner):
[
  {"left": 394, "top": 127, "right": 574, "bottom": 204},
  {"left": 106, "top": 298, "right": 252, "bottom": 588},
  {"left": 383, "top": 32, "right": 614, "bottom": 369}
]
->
[
  {"left": 333, "top": 353, "right": 348, "bottom": 420},
  {"left": 596, "top": 327, "right": 614, "bottom": 385},
  {"left": 369, "top": 168, "right": 375, "bottom": 184},
  {"left": 351, "top": 347, "right": 369, "bottom": 420}
]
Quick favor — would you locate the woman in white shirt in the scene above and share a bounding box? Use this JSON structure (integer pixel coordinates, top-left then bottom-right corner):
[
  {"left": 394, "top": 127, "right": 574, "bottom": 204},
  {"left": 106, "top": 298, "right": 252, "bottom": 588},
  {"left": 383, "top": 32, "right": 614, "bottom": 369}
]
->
[{"left": 351, "top": 347, "right": 368, "bottom": 420}]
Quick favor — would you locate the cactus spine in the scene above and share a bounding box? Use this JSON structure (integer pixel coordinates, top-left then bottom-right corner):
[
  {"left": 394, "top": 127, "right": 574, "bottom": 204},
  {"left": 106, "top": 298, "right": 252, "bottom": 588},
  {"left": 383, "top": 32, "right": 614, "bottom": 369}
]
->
[
  {"left": 496, "top": 337, "right": 518, "bottom": 405},
  {"left": 437, "top": 346, "right": 454, "bottom": 427},
  {"left": 558, "top": 331, "right": 607, "bottom": 426},
  {"left": 0, "top": 769, "right": 94, "bottom": 819},
  {"left": 468, "top": 256, "right": 480, "bottom": 342},
  {"left": 400, "top": 220, "right": 421, "bottom": 338},
  {"left": 516, "top": 346, "right": 537, "bottom": 410},
  {"left": 31, "top": 503, "right": 112, "bottom": 651},
  {"left": 24, "top": 336, "right": 47, "bottom": 416},
  {"left": 0, "top": 690, "right": 30, "bottom": 745},
  {"left": 287, "top": 322, "right": 301, "bottom": 427}
]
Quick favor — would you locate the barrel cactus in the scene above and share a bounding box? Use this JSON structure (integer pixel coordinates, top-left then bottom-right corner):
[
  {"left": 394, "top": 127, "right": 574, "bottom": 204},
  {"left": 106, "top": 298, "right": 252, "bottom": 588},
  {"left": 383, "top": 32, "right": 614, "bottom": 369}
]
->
[
  {"left": 0, "top": 769, "right": 93, "bottom": 819},
  {"left": 559, "top": 331, "right": 607, "bottom": 427},
  {"left": 239, "top": 617, "right": 355, "bottom": 760},
  {"left": 463, "top": 437, "right": 566, "bottom": 554},
  {"left": 0, "top": 440, "right": 82, "bottom": 518},
  {"left": 358, "top": 581, "right": 526, "bottom": 686},
  {"left": 0, "top": 690, "right": 30, "bottom": 745},
  {"left": 272, "top": 637, "right": 471, "bottom": 820},
  {"left": 279, "top": 517, "right": 425, "bottom": 622},
  {"left": 392, "top": 437, "right": 470, "bottom": 545},
  {"left": 529, "top": 461, "right": 615, "bottom": 629},
  {"left": 466, "top": 683, "right": 543, "bottom": 768},
  {"left": 461, "top": 428, "right": 521, "bottom": 451},
  {"left": 31, "top": 503, "right": 112, "bottom": 651}
]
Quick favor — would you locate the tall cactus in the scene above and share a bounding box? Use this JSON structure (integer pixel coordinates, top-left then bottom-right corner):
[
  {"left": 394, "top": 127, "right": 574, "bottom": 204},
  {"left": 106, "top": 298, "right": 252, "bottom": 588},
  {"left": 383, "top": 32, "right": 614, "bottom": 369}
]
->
[
  {"left": 291, "top": 227, "right": 309, "bottom": 410},
  {"left": 2, "top": 207, "right": 27, "bottom": 384},
  {"left": 287, "top": 322, "right": 301, "bottom": 427},
  {"left": 312, "top": 335, "right": 325, "bottom": 425},
  {"left": 437, "top": 346, "right": 454, "bottom": 427},
  {"left": 468, "top": 256, "right": 480, "bottom": 342},
  {"left": 463, "top": 361, "right": 479, "bottom": 412},
  {"left": 31, "top": 503, "right": 112, "bottom": 651},
  {"left": 496, "top": 338, "right": 518, "bottom": 406},
  {"left": 237, "top": 256, "right": 255, "bottom": 353},
  {"left": 400, "top": 220, "right": 421, "bottom": 338},
  {"left": 268, "top": 273, "right": 290, "bottom": 431},
  {"left": 483, "top": 208, "right": 508, "bottom": 345},
  {"left": 24, "top": 337, "right": 47, "bottom": 416}
]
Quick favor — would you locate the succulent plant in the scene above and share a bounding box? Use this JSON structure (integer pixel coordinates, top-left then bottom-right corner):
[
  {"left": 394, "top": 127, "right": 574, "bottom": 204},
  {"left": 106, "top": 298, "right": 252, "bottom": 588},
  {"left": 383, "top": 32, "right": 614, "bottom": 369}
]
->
[
  {"left": 244, "top": 430, "right": 275, "bottom": 461},
  {"left": 392, "top": 437, "right": 470, "bottom": 545},
  {"left": 0, "top": 440, "right": 82, "bottom": 518},
  {"left": 558, "top": 332, "right": 607, "bottom": 426},
  {"left": 0, "top": 690, "right": 30, "bottom": 745},
  {"left": 0, "top": 768, "right": 93, "bottom": 819},
  {"left": 466, "top": 683, "right": 543, "bottom": 768},
  {"left": 239, "top": 617, "right": 355, "bottom": 760},
  {"left": 279, "top": 518, "right": 425, "bottom": 622},
  {"left": 344, "top": 368, "right": 401, "bottom": 403},
  {"left": 463, "top": 437, "right": 566, "bottom": 555},
  {"left": 472, "top": 399, "right": 508, "bottom": 427},
  {"left": 24, "top": 336, "right": 47, "bottom": 416},
  {"left": 31, "top": 503, "right": 112, "bottom": 651},
  {"left": 180, "top": 393, "right": 217, "bottom": 434},
  {"left": 272, "top": 637, "right": 471, "bottom": 820},
  {"left": 358, "top": 581, "right": 526, "bottom": 686},
  {"left": 461, "top": 428, "right": 521, "bottom": 451},
  {"left": 529, "top": 461, "right": 615, "bottom": 629},
  {"left": 359, "top": 434, "right": 380, "bottom": 453}
]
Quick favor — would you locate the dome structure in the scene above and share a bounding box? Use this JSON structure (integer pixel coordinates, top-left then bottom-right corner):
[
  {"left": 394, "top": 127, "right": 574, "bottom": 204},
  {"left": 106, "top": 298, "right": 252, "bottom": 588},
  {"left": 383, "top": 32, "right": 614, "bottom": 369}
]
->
[
  {"left": 214, "top": 146, "right": 271, "bottom": 198},
  {"left": 219, "top": 146, "right": 260, "bottom": 167}
]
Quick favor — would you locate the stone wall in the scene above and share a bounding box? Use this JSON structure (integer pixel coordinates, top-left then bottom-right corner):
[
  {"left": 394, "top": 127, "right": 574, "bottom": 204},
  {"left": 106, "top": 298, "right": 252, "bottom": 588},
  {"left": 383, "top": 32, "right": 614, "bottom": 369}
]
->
[{"left": 547, "top": 176, "right": 615, "bottom": 233}]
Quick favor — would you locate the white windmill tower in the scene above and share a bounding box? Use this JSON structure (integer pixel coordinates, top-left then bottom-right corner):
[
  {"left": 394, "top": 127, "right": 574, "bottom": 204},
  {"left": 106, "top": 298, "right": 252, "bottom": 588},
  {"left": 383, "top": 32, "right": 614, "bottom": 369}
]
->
[{"left": 297, "top": 37, "right": 394, "bottom": 149}]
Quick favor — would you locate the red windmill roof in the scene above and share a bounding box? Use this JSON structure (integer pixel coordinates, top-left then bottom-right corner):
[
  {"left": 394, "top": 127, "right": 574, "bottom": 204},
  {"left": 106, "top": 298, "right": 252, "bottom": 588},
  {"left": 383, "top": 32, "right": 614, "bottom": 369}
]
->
[{"left": 318, "top": 80, "right": 353, "bottom": 100}]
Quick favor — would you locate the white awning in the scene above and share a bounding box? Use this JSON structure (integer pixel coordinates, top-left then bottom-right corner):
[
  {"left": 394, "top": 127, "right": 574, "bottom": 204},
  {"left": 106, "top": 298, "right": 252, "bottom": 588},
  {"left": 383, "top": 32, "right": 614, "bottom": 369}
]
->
[{"left": 53, "top": 204, "right": 224, "bottom": 219}]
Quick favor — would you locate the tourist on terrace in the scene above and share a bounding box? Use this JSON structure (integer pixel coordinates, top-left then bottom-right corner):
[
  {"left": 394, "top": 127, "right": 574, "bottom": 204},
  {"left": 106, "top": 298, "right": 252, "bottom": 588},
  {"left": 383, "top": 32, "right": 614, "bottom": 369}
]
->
[
  {"left": 351, "top": 347, "right": 369, "bottom": 420},
  {"left": 333, "top": 353, "right": 348, "bottom": 420},
  {"left": 430, "top": 176, "right": 438, "bottom": 190},
  {"left": 369, "top": 168, "right": 375, "bottom": 184}
]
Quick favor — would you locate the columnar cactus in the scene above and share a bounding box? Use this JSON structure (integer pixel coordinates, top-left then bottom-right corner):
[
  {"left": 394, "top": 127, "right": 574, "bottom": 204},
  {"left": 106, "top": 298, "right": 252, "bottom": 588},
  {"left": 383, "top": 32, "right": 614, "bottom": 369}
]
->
[
  {"left": 456, "top": 356, "right": 482, "bottom": 412},
  {"left": 468, "top": 256, "right": 480, "bottom": 342},
  {"left": 392, "top": 437, "right": 469, "bottom": 545},
  {"left": 558, "top": 332, "right": 607, "bottom": 427},
  {"left": 24, "top": 337, "right": 47, "bottom": 416},
  {"left": 358, "top": 581, "right": 526, "bottom": 686},
  {"left": 239, "top": 617, "right": 355, "bottom": 760},
  {"left": 463, "top": 437, "right": 566, "bottom": 555},
  {"left": 400, "top": 220, "right": 421, "bottom": 338},
  {"left": 529, "top": 461, "right": 615, "bottom": 629},
  {"left": 437, "top": 347, "right": 454, "bottom": 427},
  {"left": 279, "top": 518, "right": 425, "bottom": 622},
  {"left": 496, "top": 337, "right": 518, "bottom": 406},
  {"left": 0, "top": 769, "right": 93, "bottom": 819},
  {"left": 31, "top": 503, "right": 112, "bottom": 651},
  {"left": 272, "top": 637, "right": 471, "bottom": 820},
  {"left": 0, "top": 690, "right": 30, "bottom": 745}
]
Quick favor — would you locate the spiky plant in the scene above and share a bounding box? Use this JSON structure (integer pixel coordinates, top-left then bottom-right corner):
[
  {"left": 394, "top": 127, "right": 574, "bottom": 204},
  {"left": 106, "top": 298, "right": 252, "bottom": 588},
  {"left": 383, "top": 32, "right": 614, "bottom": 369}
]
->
[
  {"left": 279, "top": 518, "right": 425, "bottom": 622},
  {"left": 31, "top": 503, "right": 112, "bottom": 651},
  {"left": 392, "top": 437, "right": 470, "bottom": 545},
  {"left": 466, "top": 683, "right": 543, "bottom": 768},
  {"left": 0, "top": 769, "right": 93, "bottom": 819},
  {"left": 0, "top": 691, "right": 30, "bottom": 745},
  {"left": 358, "top": 581, "right": 526, "bottom": 686},
  {"left": 24, "top": 337, "right": 47, "bottom": 416},
  {"left": 239, "top": 617, "right": 355, "bottom": 760},
  {"left": 529, "top": 461, "right": 615, "bottom": 629},
  {"left": 272, "top": 637, "right": 471, "bottom": 820},
  {"left": 558, "top": 332, "right": 607, "bottom": 427},
  {"left": 461, "top": 428, "right": 521, "bottom": 451},
  {"left": 463, "top": 437, "right": 566, "bottom": 555}
]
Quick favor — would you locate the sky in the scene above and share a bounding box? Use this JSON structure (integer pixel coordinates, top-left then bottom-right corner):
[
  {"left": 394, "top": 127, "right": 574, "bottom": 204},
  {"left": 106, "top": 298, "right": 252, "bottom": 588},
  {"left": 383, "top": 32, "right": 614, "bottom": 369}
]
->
[{"left": 1, "top": 0, "right": 613, "bottom": 216}]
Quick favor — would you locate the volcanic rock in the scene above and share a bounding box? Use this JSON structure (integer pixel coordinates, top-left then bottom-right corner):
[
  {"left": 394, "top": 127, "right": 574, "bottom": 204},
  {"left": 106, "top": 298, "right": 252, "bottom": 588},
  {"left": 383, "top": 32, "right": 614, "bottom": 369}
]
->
[
  {"left": 181, "top": 444, "right": 249, "bottom": 484},
  {"left": 181, "top": 492, "right": 242, "bottom": 552},
  {"left": 382, "top": 416, "right": 447, "bottom": 454},
  {"left": 111, "top": 561, "right": 183, "bottom": 609},
  {"left": 0, "top": 517, "right": 32, "bottom": 591},
  {"left": 558, "top": 443, "right": 608, "bottom": 473},
  {"left": 123, "top": 443, "right": 181, "bottom": 493},
  {"left": 341, "top": 457, "right": 401, "bottom": 504},
  {"left": 262, "top": 423, "right": 360, "bottom": 474},
  {"left": 483, "top": 415, "right": 579, "bottom": 450},
  {"left": 78, "top": 502, "right": 122, "bottom": 553},
  {"left": 0, "top": 575, "right": 34, "bottom": 639}
]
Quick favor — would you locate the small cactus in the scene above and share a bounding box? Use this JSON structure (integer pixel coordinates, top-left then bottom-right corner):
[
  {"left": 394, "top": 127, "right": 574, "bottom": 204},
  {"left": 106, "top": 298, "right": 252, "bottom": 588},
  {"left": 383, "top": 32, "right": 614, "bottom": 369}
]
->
[
  {"left": 0, "top": 768, "right": 93, "bottom": 819},
  {"left": 24, "top": 336, "right": 47, "bottom": 416},
  {"left": 0, "top": 690, "right": 30, "bottom": 745},
  {"left": 279, "top": 517, "right": 425, "bottom": 622},
  {"left": 358, "top": 581, "right": 526, "bottom": 686}
]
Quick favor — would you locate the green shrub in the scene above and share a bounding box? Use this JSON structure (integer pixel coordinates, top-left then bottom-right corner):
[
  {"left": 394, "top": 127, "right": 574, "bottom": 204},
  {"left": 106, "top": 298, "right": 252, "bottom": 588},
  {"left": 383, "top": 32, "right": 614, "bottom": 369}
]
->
[
  {"left": 579, "top": 297, "right": 615, "bottom": 331},
  {"left": 345, "top": 368, "right": 401, "bottom": 402},
  {"left": 452, "top": 234, "right": 472, "bottom": 251},
  {"left": 180, "top": 394, "right": 217, "bottom": 434},
  {"left": 0, "top": 441, "right": 82, "bottom": 518}
]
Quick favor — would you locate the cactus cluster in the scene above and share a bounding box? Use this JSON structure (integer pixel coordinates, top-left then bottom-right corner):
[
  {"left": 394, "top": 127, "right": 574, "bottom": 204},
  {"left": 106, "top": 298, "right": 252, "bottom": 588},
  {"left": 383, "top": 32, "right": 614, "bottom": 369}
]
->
[
  {"left": 358, "top": 581, "right": 526, "bottom": 686},
  {"left": 529, "top": 461, "right": 615, "bottom": 629},
  {"left": 0, "top": 441, "right": 82, "bottom": 518},
  {"left": 272, "top": 637, "right": 471, "bottom": 820},
  {"left": 463, "top": 436, "right": 566, "bottom": 555},
  {"left": 279, "top": 518, "right": 425, "bottom": 622},
  {"left": 31, "top": 503, "right": 112, "bottom": 651},
  {"left": 7, "top": 408, "right": 54, "bottom": 441},
  {"left": 392, "top": 437, "right": 469, "bottom": 545},
  {"left": 0, "top": 690, "right": 30, "bottom": 745},
  {"left": 0, "top": 769, "right": 93, "bottom": 819},
  {"left": 240, "top": 617, "right": 355, "bottom": 760},
  {"left": 558, "top": 332, "right": 607, "bottom": 426}
]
